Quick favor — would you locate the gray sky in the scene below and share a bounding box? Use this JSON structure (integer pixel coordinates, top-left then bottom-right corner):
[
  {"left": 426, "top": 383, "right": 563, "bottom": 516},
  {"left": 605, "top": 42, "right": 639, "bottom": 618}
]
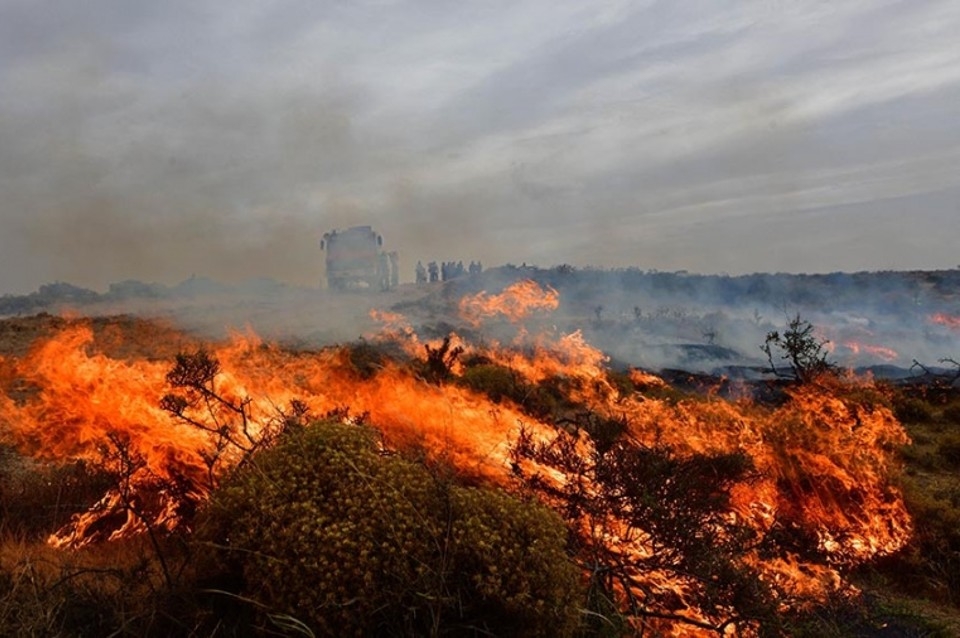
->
[{"left": 1, "top": 0, "right": 959, "bottom": 294}]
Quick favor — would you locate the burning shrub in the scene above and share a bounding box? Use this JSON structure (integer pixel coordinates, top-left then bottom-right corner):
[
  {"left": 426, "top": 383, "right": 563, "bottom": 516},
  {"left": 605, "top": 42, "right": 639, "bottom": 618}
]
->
[
  {"left": 457, "top": 363, "right": 523, "bottom": 404},
  {"left": 511, "top": 427, "right": 776, "bottom": 634},
  {"left": 420, "top": 335, "right": 464, "bottom": 384},
  {"left": 342, "top": 338, "right": 408, "bottom": 380},
  {"left": 196, "top": 421, "right": 583, "bottom": 637},
  {"left": 456, "top": 363, "right": 586, "bottom": 424}
]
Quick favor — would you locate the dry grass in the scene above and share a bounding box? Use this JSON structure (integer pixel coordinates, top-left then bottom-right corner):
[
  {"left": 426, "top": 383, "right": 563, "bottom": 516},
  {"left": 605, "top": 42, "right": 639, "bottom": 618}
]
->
[{"left": 0, "top": 534, "right": 181, "bottom": 636}]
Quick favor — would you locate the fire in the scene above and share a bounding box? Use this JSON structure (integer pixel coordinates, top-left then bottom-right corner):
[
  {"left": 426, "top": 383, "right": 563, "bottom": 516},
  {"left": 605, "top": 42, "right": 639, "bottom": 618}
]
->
[
  {"left": 930, "top": 312, "right": 960, "bottom": 330},
  {"left": 0, "top": 324, "right": 210, "bottom": 545},
  {"left": 840, "top": 340, "right": 899, "bottom": 362},
  {"left": 458, "top": 279, "right": 559, "bottom": 326},
  {"left": 0, "top": 320, "right": 554, "bottom": 545},
  {"left": 369, "top": 309, "right": 418, "bottom": 343},
  {"left": 0, "top": 283, "right": 914, "bottom": 634}
]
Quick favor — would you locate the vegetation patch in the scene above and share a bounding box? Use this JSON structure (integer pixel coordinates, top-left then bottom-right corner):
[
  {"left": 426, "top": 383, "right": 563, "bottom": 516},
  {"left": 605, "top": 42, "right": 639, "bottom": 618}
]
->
[{"left": 196, "top": 421, "right": 583, "bottom": 637}]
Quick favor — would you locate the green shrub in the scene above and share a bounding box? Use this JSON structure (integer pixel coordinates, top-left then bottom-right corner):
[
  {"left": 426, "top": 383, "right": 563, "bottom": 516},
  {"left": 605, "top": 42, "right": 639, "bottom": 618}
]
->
[
  {"left": 458, "top": 363, "right": 523, "bottom": 404},
  {"left": 196, "top": 422, "right": 583, "bottom": 637},
  {"left": 456, "top": 365, "right": 578, "bottom": 422}
]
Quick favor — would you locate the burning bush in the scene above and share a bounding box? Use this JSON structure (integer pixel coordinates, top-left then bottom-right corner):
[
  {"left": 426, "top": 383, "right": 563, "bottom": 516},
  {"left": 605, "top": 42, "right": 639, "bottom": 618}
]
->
[
  {"left": 511, "top": 427, "right": 777, "bottom": 634},
  {"left": 195, "top": 421, "right": 583, "bottom": 637},
  {"left": 456, "top": 362, "right": 574, "bottom": 421}
]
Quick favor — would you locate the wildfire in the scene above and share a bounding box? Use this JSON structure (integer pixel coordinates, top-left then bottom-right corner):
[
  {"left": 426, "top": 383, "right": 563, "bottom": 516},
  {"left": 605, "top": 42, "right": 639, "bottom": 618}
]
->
[
  {"left": 930, "top": 312, "right": 960, "bottom": 330},
  {"left": 0, "top": 282, "right": 914, "bottom": 635},
  {"left": 0, "top": 324, "right": 210, "bottom": 545},
  {"left": 840, "top": 340, "right": 899, "bottom": 362},
  {"left": 458, "top": 279, "right": 559, "bottom": 326}
]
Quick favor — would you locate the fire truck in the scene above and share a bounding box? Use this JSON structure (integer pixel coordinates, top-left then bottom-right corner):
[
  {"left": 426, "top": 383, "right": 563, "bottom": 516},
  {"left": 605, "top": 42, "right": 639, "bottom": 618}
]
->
[{"left": 320, "top": 226, "right": 398, "bottom": 291}]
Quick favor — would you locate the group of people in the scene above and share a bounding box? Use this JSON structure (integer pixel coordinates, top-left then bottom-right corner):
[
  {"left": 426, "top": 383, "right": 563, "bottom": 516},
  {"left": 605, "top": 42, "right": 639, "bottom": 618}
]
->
[{"left": 415, "top": 260, "right": 482, "bottom": 285}]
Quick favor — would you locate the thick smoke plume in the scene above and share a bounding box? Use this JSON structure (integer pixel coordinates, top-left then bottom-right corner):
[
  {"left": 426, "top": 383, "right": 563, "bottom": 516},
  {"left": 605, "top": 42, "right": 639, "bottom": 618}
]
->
[{"left": 4, "top": 266, "right": 959, "bottom": 377}]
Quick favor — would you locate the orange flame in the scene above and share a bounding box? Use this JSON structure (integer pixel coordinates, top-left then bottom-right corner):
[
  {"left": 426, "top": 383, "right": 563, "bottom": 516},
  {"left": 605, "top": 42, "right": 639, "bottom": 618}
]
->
[
  {"left": 0, "top": 284, "right": 913, "bottom": 633},
  {"left": 458, "top": 279, "right": 559, "bottom": 326},
  {"left": 930, "top": 312, "right": 960, "bottom": 330},
  {"left": 841, "top": 340, "right": 899, "bottom": 362}
]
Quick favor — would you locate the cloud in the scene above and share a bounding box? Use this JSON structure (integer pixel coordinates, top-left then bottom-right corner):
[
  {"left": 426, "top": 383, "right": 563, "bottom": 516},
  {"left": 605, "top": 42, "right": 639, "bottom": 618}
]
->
[{"left": 0, "top": 0, "right": 958, "bottom": 293}]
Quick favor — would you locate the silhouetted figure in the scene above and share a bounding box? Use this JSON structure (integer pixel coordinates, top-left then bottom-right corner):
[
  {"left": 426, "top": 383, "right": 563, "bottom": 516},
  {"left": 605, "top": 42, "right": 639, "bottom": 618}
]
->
[
  {"left": 388, "top": 252, "right": 399, "bottom": 289},
  {"left": 428, "top": 261, "right": 439, "bottom": 283},
  {"left": 415, "top": 261, "right": 427, "bottom": 285},
  {"left": 378, "top": 253, "right": 391, "bottom": 291}
]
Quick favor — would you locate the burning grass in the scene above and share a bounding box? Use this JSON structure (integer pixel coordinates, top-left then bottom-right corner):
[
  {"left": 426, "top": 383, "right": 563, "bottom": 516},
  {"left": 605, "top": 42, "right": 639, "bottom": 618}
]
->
[{"left": 0, "top": 282, "right": 951, "bottom": 636}]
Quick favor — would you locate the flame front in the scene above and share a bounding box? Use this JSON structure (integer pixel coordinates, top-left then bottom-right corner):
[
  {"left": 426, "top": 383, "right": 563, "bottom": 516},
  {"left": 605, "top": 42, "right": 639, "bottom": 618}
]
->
[
  {"left": 0, "top": 284, "right": 913, "bottom": 634},
  {"left": 458, "top": 279, "right": 560, "bottom": 326}
]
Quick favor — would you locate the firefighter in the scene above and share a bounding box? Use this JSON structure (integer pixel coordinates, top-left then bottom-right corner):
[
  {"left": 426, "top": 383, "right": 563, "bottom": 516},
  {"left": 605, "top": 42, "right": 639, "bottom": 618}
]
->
[
  {"left": 378, "top": 252, "right": 391, "bottom": 291},
  {"left": 389, "top": 252, "right": 399, "bottom": 289},
  {"left": 428, "top": 261, "right": 439, "bottom": 283},
  {"left": 415, "top": 261, "right": 427, "bottom": 285}
]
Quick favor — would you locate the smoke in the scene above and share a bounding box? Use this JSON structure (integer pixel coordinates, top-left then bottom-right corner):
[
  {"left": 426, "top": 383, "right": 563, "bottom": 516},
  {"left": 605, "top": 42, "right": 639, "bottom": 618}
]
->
[
  {"left": 2, "top": 0, "right": 960, "bottom": 295},
  {"left": 4, "top": 264, "right": 959, "bottom": 379}
]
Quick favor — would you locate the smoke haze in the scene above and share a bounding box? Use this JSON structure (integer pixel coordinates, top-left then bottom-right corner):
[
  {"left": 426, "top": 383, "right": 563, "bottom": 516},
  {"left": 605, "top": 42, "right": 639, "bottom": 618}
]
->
[{"left": 2, "top": 0, "right": 960, "bottom": 294}]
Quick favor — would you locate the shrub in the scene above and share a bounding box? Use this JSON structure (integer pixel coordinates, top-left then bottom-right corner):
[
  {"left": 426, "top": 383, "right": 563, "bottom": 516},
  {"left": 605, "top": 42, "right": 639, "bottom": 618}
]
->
[
  {"left": 761, "top": 314, "right": 836, "bottom": 383},
  {"left": 457, "top": 363, "right": 523, "bottom": 404},
  {"left": 511, "top": 428, "right": 775, "bottom": 633},
  {"left": 456, "top": 365, "right": 579, "bottom": 422},
  {"left": 342, "top": 338, "right": 408, "bottom": 380},
  {"left": 421, "top": 336, "right": 463, "bottom": 385},
  {"left": 893, "top": 397, "right": 935, "bottom": 424},
  {"left": 196, "top": 421, "right": 583, "bottom": 637}
]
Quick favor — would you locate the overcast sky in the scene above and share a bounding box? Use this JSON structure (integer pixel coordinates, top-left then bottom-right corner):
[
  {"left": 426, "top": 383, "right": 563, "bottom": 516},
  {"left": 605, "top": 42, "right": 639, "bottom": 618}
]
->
[{"left": 1, "top": 0, "right": 959, "bottom": 293}]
